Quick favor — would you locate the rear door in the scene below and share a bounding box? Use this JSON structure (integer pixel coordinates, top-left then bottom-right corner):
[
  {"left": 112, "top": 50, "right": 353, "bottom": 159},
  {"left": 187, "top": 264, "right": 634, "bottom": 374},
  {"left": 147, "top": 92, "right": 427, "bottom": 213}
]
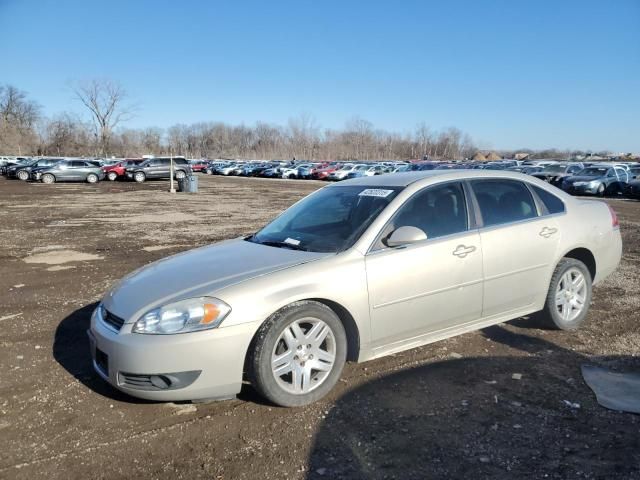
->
[{"left": 470, "top": 179, "right": 561, "bottom": 318}]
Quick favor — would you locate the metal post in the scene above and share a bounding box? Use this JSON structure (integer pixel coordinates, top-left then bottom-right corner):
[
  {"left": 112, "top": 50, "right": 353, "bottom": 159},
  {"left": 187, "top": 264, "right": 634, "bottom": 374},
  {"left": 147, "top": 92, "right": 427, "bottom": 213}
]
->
[{"left": 169, "top": 151, "right": 176, "bottom": 193}]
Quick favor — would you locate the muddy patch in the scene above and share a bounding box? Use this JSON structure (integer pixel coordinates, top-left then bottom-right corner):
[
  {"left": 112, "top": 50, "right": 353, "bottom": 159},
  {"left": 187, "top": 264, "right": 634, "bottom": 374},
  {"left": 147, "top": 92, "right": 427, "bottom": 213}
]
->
[{"left": 23, "top": 249, "right": 103, "bottom": 265}]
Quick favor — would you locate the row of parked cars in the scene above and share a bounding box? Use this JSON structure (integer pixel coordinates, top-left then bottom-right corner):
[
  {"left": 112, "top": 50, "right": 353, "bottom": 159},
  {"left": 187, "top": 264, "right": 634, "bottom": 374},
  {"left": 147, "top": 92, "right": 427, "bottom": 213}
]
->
[
  {"left": 0, "top": 156, "right": 193, "bottom": 184},
  {"left": 2, "top": 155, "right": 640, "bottom": 199},
  {"left": 197, "top": 158, "right": 640, "bottom": 199}
]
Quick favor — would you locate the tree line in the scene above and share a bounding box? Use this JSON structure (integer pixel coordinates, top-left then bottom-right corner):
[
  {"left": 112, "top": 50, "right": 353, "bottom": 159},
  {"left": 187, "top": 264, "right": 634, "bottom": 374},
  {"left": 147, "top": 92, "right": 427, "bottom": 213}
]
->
[{"left": 0, "top": 81, "right": 609, "bottom": 161}]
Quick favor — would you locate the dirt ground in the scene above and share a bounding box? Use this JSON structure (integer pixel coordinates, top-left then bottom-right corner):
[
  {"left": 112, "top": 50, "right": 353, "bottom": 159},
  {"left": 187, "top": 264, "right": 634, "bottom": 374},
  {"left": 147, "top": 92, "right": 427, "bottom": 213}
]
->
[{"left": 0, "top": 174, "right": 638, "bottom": 480}]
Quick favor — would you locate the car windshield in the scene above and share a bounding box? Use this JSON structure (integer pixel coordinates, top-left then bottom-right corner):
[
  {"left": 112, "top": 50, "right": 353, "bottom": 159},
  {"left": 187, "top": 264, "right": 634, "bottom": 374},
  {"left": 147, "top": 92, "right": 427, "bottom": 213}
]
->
[
  {"left": 249, "top": 185, "right": 403, "bottom": 253},
  {"left": 579, "top": 167, "right": 608, "bottom": 176},
  {"left": 541, "top": 165, "right": 565, "bottom": 173}
]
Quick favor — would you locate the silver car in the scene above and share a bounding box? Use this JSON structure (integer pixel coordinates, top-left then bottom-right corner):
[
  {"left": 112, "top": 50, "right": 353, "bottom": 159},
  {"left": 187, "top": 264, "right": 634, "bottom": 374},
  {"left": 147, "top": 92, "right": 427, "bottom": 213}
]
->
[{"left": 89, "top": 171, "right": 622, "bottom": 406}]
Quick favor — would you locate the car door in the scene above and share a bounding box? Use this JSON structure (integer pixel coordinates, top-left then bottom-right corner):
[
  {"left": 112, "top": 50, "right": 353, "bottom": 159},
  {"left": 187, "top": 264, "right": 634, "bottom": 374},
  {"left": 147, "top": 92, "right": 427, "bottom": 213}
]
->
[
  {"left": 55, "top": 161, "right": 73, "bottom": 180},
  {"left": 365, "top": 181, "right": 483, "bottom": 350},
  {"left": 470, "top": 179, "right": 561, "bottom": 318}
]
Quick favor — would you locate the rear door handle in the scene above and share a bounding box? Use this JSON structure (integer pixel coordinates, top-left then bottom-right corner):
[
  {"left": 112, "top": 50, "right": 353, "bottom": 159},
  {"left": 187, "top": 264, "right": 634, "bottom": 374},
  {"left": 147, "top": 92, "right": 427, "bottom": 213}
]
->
[
  {"left": 539, "top": 226, "right": 558, "bottom": 238},
  {"left": 452, "top": 245, "right": 476, "bottom": 258}
]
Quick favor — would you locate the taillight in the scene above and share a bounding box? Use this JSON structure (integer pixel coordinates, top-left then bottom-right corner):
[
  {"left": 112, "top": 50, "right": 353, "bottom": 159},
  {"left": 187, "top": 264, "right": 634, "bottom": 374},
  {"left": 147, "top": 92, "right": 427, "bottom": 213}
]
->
[{"left": 608, "top": 205, "right": 619, "bottom": 228}]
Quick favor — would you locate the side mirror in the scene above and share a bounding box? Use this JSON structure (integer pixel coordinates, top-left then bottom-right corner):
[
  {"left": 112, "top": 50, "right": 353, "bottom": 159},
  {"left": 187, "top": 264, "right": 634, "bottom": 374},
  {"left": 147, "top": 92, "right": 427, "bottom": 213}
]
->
[{"left": 385, "top": 226, "right": 427, "bottom": 248}]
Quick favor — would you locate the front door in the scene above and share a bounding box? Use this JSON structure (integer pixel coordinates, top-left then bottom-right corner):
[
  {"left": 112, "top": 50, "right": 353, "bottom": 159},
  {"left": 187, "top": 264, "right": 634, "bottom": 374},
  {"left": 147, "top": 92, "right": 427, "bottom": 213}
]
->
[{"left": 365, "top": 181, "right": 483, "bottom": 350}]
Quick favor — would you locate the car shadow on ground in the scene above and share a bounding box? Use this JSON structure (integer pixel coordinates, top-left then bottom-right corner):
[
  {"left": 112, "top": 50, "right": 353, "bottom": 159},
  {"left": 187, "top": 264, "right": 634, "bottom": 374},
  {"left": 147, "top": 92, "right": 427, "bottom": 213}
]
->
[
  {"left": 52, "top": 303, "right": 153, "bottom": 403},
  {"left": 306, "top": 326, "right": 640, "bottom": 479}
]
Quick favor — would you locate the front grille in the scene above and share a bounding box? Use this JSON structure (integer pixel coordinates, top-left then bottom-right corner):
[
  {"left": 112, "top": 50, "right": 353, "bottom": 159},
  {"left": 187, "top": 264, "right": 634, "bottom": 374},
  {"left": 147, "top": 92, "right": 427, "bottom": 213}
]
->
[{"left": 103, "top": 310, "right": 125, "bottom": 331}]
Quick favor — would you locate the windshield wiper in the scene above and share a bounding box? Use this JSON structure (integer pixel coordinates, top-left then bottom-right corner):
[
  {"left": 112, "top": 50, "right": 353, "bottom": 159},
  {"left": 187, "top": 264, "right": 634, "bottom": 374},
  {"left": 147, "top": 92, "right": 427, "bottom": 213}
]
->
[{"left": 257, "top": 240, "right": 308, "bottom": 251}]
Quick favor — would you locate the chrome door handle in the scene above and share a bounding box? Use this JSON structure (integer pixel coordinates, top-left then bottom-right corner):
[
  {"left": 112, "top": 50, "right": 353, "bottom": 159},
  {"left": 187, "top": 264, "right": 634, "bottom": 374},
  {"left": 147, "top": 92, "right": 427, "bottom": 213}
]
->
[
  {"left": 452, "top": 245, "right": 476, "bottom": 258},
  {"left": 539, "top": 226, "right": 558, "bottom": 238}
]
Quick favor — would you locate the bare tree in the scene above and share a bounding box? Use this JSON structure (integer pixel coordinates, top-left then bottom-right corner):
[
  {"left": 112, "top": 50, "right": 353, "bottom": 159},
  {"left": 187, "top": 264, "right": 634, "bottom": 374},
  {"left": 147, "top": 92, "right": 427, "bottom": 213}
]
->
[{"left": 72, "top": 79, "right": 135, "bottom": 156}]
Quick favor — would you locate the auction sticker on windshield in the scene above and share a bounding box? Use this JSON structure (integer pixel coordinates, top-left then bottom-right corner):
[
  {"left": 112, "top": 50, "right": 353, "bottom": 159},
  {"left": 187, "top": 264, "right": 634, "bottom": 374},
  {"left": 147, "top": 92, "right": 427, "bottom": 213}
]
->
[
  {"left": 284, "top": 237, "right": 301, "bottom": 246},
  {"left": 358, "top": 189, "right": 394, "bottom": 198}
]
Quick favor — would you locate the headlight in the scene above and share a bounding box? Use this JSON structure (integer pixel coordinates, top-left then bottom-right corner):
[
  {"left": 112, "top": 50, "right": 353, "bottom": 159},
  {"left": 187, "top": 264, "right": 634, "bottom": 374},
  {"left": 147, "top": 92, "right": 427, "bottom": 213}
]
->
[
  {"left": 588, "top": 180, "right": 600, "bottom": 187},
  {"left": 132, "top": 297, "right": 231, "bottom": 334}
]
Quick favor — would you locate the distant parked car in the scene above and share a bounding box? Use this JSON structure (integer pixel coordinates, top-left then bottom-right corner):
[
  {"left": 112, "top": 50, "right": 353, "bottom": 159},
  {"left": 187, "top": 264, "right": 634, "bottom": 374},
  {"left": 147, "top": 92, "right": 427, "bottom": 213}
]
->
[
  {"left": 125, "top": 157, "right": 192, "bottom": 183},
  {"left": 7, "top": 158, "right": 62, "bottom": 180},
  {"left": 32, "top": 160, "right": 105, "bottom": 184},
  {"left": 103, "top": 159, "right": 144, "bottom": 181},
  {"left": 530, "top": 163, "right": 584, "bottom": 187},
  {"left": 507, "top": 166, "right": 544, "bottom": 175},
  {"left": 561, "top": 166, "right": 630, "bottom": 196},
  {"left": 189, "top": 160, "right": 209, "bottom": 173}
]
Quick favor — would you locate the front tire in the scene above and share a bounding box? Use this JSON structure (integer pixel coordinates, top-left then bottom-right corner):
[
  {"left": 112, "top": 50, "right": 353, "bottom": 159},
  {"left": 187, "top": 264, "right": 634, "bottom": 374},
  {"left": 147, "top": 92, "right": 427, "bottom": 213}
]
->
[
  {"left": 17, "top": 170, "right": 30, "bottom": 181},
  {"left": 175, "top": 170, "right": 186, "bottom": 180},
  {"left": 134, "top": 171, "right": 146, "bottom": 183},
  {"left": 596, "top": 183, "right": 605, "bottom": 197},
  {"left": 248, "top": 301, "right": 347, "bottom": 407},
  {"left": 41, "top": 173, "right": 55, "bottom": 184},
  {"left": 537, "top": 258, "right": 592, "bottom": 330},
  {"left": 107, "top": 171, "right": 118, "bottom": 181}
]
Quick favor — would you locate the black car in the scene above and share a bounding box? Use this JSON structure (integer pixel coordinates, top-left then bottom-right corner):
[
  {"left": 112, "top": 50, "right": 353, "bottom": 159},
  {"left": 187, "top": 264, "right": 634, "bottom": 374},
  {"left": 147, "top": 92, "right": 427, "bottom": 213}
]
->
[
  {"left": 1, "top": 157, "right": 32, "bottom": 176},
  {"left": 531, "top": 163, "right": 584, "bottom": 187},
  {"left": 624, "top": 180, "right": 640, "bottom": 199},
  {"left": 560, "top": 166, "right": 631, "bottom": 196},
  {"left": 6, "top": 158, "right": 63, "bottom": 180},
  {"left": 125, "top": 157, "right": 192, "bottom": 183}
]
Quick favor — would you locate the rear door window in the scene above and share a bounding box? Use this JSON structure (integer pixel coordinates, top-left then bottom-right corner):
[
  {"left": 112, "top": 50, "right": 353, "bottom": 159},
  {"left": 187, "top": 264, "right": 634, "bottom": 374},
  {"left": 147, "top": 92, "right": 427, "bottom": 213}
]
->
[
  {"left": 471, "top": 180, "right": 538, "bottom": 227},
  {"left": 530, "top": 185, "right": 565, "bottom": 214}
]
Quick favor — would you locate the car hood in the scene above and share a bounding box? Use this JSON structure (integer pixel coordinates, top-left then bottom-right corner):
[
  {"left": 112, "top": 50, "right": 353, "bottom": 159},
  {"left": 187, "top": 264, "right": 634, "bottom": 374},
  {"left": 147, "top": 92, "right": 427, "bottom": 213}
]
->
[
  {"left": 102, "top": 238, "right": 330, "bottom": 322},
  {"left": 564, "top": 175, "right": 603, "bottom": 183}
]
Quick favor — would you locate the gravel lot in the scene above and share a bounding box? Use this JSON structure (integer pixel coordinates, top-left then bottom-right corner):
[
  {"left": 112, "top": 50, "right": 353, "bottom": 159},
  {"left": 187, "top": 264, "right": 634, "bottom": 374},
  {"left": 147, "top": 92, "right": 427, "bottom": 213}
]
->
[{"left": 0, "top": 174, "right": 638, "bottom": 479}]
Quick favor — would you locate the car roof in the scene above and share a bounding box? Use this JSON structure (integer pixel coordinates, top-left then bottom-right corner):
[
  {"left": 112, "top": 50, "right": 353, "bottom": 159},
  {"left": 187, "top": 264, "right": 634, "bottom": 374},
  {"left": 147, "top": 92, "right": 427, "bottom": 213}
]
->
[{"left": 329, "top": 169, "right": 553, "bottom": 188}]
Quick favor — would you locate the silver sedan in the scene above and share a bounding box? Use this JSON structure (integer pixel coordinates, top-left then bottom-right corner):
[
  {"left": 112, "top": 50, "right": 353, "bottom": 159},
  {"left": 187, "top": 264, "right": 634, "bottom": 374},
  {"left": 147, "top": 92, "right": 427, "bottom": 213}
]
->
[{"left": 89, "top": 170, "right": 622, "bottom": 406}]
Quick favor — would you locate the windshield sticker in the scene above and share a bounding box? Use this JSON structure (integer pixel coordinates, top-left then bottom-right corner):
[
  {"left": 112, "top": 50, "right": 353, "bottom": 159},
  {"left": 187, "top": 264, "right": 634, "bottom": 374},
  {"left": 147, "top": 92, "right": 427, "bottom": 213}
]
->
[
  {"left": 284, "top": 237, "right": 301, "bottom": 246},
  {"left": 359, "top": 188, "right": 394, "bottom": 198}
]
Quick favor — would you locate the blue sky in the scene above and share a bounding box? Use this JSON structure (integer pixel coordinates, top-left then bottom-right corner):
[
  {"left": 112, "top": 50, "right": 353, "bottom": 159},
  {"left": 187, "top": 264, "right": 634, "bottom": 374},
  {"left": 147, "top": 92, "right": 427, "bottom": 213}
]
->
[{"left": 1, "top": 0, "right": 638, "bottom": 152}]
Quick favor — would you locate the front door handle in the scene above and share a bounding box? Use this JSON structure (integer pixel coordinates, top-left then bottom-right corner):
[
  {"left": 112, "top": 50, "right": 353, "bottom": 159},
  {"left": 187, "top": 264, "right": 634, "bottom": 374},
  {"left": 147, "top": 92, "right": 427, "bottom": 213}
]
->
[
  {"left": 452, "top": 245, "right": 476, "bottom": 258},
  {"left": 539, "top": 226, "right": 558, "bottom": 238}
]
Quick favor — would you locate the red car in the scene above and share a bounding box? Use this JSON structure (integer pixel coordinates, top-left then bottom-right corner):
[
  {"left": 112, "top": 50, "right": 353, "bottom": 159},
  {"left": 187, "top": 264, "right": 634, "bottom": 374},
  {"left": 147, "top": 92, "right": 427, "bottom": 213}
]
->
[
  {"left": 103, "top": 159, "right": 144, "bottom": 181},
  {"left": 189, "top": 160, "right": 209, "bottom": 172},
  {"left": 312, "top": 164, "right": 338, "bottom": 180}
]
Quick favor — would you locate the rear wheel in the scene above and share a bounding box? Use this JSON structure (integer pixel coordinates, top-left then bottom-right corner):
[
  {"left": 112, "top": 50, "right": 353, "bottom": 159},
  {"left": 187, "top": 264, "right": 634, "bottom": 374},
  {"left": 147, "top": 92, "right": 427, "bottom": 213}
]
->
[
  {"left": 248, "top": 301, "right": 347, "bottom": 407},
  {"left": 17, "top": 170, "right": 30, "bottom": 181},
  {"left": 537, "top": 258, "right": 592, "bottom": 330},
  {"left": 41, "top": 173, "right": 55, "bottom": 184},
  {"left": 107, "top": 171, "right": 118, "bottom": 181},
  {"left": 134, "top": 171, "right": 146, "bottom": 183},
  {"left": 86, "top": 173, "right": 99, "bottom": 184},
  {"left": 175, "top": 170, "right": 186, "bottom": 180}
]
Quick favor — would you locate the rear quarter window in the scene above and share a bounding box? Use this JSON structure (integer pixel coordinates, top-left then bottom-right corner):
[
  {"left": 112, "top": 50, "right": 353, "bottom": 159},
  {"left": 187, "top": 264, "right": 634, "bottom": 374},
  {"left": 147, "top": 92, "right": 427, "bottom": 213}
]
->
[{"left": 530, "top": 185, "right": 565, "bottom": 214}]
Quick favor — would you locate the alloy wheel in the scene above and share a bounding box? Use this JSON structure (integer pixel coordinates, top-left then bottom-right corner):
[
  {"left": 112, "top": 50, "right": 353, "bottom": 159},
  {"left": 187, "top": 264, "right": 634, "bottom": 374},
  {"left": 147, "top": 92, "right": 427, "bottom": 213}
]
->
[
  {"left": 271, "top": 318, "right": 336, "bottom": 395},
  {"left": 555, "top": 268, "right": 587, "bottom": 322}
]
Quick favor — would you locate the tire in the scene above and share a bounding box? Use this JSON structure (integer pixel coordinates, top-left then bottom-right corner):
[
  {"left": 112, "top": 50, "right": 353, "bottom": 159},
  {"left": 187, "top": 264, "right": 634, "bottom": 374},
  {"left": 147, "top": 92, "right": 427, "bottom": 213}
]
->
[
  {"left": 536, "top": 258, "right": 592, "bottom": 330},
  {"left": 175, "top": 170, "right": 187, "bottom": 180},
  {"left": 596, "top": 183, "right": 605, "bottom": 197},
  {"left": 41, "top": 173, "right": 55, "bottom": 184},
  {"left": 17, "top": 170, "right": 30, "bottom": 181},
  {"left": 248, "top": 301, "right": 348, "bottom": 407},
  {"left": 87, "top": 173, "right": 99, "bottom": 184},
  {"left": 134, "top": 171, "right": 146, "bottom": 183},
  {"left": 107, "top": 171, "right": 118, "bottom": 181}
]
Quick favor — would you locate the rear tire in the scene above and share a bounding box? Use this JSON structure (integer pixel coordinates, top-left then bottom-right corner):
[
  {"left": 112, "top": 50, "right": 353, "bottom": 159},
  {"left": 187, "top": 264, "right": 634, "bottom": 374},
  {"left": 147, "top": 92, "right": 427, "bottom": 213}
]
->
[
  {"left": 536, "top": 258, "right": 592, "bottom": 330},
  {"left": 134, "top": 172, "right": 146, "bottom": 183},
  {"left": 175, "top": 170, "right": 186, "bottom": 180},
  {"left": 248, "top": 301, "right": 347, "bottom": 407},
  {"left": 41, "top": 173, "right": 55, "bottom": 184}
]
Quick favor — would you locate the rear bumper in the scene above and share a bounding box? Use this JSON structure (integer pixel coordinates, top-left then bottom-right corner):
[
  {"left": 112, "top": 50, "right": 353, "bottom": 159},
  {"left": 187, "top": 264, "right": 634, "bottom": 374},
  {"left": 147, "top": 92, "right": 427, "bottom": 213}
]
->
[{"left": 88, "top": 307, "right": 257, "bottom": 401}]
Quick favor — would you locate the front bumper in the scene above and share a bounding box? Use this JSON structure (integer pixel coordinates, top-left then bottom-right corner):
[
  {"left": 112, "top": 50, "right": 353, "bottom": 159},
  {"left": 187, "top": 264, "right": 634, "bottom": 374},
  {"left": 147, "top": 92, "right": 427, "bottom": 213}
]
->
[
  {"left": 89, "top": 307, "right": 257, "bottom": 401},
  {"left": 562, "top": 183, "right": 600, "bottom": 195}
]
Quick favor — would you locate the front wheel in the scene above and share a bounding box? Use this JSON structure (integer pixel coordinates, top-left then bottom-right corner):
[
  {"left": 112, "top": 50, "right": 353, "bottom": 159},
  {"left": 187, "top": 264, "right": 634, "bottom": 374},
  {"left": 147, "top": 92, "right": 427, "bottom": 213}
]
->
[
  {"left": 41, "top": 173, "right": 55, "bottom": 184},
  {"left": 86, "top": 173, "right": 99, "bottom": 184},
  {"left": 248, "top": 301, "right": 347, "bottom": 407},
  {"left": 596, "top": 183, "right": 605, "bottom": 197},
  {"left": 537, "top": 258, "right": 592, "bottom": 330},
  {"left": 134, "top": 171, "right": 146, "bottom": 183},
  {"left": 107, "top": 171, "right": 118, "bottom": 181},
  {"left": 17, "top": 170, "right": 30, "bottom": 181}
]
